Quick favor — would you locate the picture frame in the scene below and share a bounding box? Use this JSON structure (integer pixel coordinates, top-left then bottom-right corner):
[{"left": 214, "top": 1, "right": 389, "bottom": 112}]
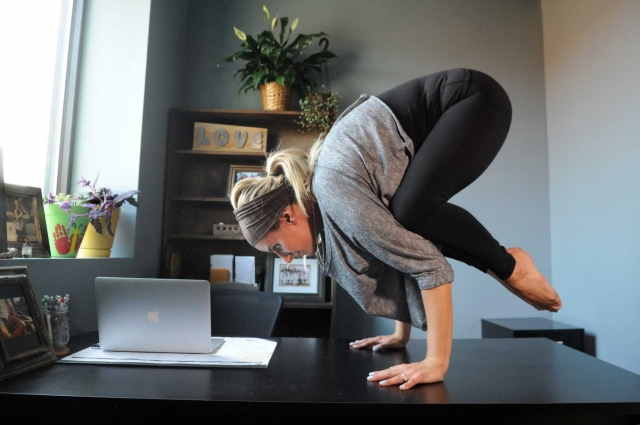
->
[
  {"left": 264, "top": 255, "right": 325, "bottom": 303},
  {"left": 228, "top": 165, "right": 266, "bottom": 197},
  {"left": 4, "top": 184, "right": 50, "bottom": 258},
  {"left": 0, "top": 266, "right": 57, "bottom": 381},
  {"left": 0, "top": 148, "right": 8, "bottom": 254}
]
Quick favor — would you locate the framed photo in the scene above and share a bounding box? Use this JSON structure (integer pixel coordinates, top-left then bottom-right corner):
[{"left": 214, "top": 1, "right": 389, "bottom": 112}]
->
[
  {"left": 264, "top": 255, "right": 325, "bottom": 303},
  {"left": 4, "top": 184, "right": 50, "bottom": 258},
  {"left": 0, "top": 266, "right": 56, "bottom": 381},
  {"left": 228, "top": 165, "right": 266, "bottom": 197}
]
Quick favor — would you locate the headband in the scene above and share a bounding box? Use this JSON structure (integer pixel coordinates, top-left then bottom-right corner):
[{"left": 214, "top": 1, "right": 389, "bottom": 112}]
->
[{"left": 233, "top": 184, "right": 296, "bottom": 246}]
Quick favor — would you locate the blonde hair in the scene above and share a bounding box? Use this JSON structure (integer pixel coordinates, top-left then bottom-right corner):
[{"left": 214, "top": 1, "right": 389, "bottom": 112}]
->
[{"left": 230, "top": 137, "right": 325, "bottom": 217}]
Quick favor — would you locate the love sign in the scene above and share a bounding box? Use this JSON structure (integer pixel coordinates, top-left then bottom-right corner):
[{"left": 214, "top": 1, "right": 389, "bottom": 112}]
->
[{"left": 192, "top": 122, "right": 268, "bottom": 154}]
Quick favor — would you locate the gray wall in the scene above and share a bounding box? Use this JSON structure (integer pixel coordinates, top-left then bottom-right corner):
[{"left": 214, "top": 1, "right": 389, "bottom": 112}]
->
[
  {"left": 184, "top": 0, "right": 553, "bottom": 339},
  {"left": 0, "top": 0, "right": 189, "bottom": 337},
  {"left": 542, "top": 0, "right": 640, "bottom": 374}
]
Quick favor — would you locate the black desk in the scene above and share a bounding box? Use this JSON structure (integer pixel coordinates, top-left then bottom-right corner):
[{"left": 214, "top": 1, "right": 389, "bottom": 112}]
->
[
  {"left": 482, "top": 317, "right": 585, "bottom": 352},
  {"left": 1, "top": 332, "right": 639, "bottom": 424}
]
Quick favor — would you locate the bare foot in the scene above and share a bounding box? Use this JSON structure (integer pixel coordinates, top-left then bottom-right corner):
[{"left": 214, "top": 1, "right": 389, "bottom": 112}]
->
[{"left": 489, "top": 248, "right": 562, "bottom": 312}]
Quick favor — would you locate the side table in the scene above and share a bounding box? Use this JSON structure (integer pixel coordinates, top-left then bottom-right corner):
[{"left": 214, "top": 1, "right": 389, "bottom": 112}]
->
[{"left": 481, "top": 318, "right": 585, "bottom": 352}]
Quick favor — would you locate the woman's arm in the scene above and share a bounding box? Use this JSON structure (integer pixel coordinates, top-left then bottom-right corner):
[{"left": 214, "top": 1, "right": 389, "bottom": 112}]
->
[
  {"left": 366, "top": 282, "right": 452, "bottom": 390},
  {"left": 422, "top": 282, "right": 453, "bottom": 374}
]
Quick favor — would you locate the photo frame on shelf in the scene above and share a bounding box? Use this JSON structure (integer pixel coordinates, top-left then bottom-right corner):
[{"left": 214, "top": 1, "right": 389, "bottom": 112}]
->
[
  {"left": 227, "top": 165, "right": 266, "bottom": 197},
  {"left": 264, "top": 255, "right": 325, "bottom": 303},
  {"left": 4, "top": 184, "right": 50, "bottom": 258},
  {"left": 0, "top": 266, "right": 57, "bottom": 381}
]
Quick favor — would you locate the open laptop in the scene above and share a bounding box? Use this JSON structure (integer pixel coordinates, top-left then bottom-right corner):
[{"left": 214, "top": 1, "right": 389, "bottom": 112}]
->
[{"left": 95, "top": 277, "right": 221, "bottom": 354}]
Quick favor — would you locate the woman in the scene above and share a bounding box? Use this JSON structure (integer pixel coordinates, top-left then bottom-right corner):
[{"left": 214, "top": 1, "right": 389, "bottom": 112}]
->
[
  {"left": 7, "top": 199, "right": 31, "bottom": 243},
  {"left": 231, "top": 68, "right": 562, "bottom": 390}
]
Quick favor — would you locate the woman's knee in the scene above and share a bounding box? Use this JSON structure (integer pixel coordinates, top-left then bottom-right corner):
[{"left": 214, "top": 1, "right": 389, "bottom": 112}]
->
[
  {"left": 390, "top": 198, "right": 441, "bottom": 232},
  {"left": 467, "top": 70, "right": 512, "bottom": 120}
]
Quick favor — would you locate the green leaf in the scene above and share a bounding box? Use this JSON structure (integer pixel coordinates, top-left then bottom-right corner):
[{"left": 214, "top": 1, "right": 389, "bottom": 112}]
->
[
  {"left": 301, "top": 50, "right": 337, "bottom": 65},
  {"left": 238, "top": 78, "right": 255, "bottom": 94},
  {"left": 275, "top": 76, "right": 287, "bottom": 87},
  {"left": 253, "top": 70, "right": 267, "bottom": 85},
  {"left": 279, "top": 17, "right": 289, "bottom": 44}
]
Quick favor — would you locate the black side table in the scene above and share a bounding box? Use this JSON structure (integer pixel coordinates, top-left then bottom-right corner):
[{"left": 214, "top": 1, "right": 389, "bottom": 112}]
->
[{"left": 481, "top": 318, "right": 585, "bottom": 352}]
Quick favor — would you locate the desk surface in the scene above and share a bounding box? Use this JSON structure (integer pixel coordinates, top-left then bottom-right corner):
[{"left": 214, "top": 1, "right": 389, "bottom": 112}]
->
[
  {"left": 483, "top": 317, "right": 584, "bottom": 330},
  {"left": 1, "top": 332, "right": 639, "bottom": 423}
]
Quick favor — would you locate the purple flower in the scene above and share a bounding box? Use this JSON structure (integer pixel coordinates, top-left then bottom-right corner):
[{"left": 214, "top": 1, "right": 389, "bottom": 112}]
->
[
  {"left": 49, "top": 171, "right": 141, "bottom": 235},
  {"left": 59, "top": 201, "right": 73, "bottom": 213}
]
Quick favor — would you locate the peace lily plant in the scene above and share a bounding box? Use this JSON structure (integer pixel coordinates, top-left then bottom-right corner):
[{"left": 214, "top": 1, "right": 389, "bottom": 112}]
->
[{"left": 217, "top": 5, "right": 336, "bottom": 96}]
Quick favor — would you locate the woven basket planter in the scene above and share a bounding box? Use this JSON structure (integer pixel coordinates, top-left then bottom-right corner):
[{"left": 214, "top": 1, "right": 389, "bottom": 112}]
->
[{"left": 260, "top": 82, "right": 292, "bottom": 111}]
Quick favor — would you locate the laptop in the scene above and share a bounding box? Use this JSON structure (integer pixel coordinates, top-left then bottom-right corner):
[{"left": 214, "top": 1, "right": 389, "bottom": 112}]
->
[{"left": 95, "top": 277, "right": 220, "bottom": 354}]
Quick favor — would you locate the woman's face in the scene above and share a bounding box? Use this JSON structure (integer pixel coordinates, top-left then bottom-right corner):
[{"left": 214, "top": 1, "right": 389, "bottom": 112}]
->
[{"left": 254, "top": 204, "right": 314, "bottom": 263}]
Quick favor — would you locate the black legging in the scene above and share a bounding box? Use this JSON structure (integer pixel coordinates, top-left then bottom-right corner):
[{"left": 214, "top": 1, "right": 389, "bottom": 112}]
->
[{"left": 377, "top": 68, "right": 516, "bottom": 280}]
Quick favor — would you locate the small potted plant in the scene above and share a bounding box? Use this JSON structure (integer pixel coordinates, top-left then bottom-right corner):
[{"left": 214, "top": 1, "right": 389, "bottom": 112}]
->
[
  {"left": 43, "top": 193, "right": 92, "bottom": 258},
  {"left": 72, "top": 174, "right": 140, "bottom": 258},
  {"left": 295, "top": 88, "right": 340, "bottom": 140},
  {"left": 218, "top": 5, "right": 336, "bottom": 111}
]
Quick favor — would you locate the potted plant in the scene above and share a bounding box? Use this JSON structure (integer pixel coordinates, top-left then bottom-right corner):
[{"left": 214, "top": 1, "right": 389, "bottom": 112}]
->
[
  {"left": 218, "top": 5, "right": 336, "bottom": 111},
  {"left": 43, "top": 193, "right": 91, "bottom": 258},
  {"left": 72, "top": 174, "right": 140, "bottom": 258},
  {"left": 295, "top": 88, "right": 340, "bottom": 140}
]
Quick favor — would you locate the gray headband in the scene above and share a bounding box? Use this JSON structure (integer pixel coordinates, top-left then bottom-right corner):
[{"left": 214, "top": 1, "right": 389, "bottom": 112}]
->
[{"left": 233, "top": 184, "right": 296, "bottom": 246}]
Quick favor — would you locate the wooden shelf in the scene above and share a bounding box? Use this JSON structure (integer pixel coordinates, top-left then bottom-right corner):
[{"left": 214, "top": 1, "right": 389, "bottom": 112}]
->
[
  {"left": 173, "top": 108, "right": 302, "bottom": 116},
  {"left": 174, "top": 149, "right": 266, "bottom": 157},
  {"left": 172, "top": 197, "right": 231, "bottom": 203},
  {"left": 168, "top": 235, "right": 244, "bottom": 240},
  {"left": 283, "top": 302, "right": 333, "bottom": 309}
]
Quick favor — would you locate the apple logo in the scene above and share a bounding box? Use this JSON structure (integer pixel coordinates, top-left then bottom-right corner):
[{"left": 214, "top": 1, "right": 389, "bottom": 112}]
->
[{"left": 147, "top": 308, "right": 160, "bottom": 323}]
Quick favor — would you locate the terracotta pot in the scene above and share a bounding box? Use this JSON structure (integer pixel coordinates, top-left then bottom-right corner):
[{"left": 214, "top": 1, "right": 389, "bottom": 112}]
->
[{"left": 76, "top": 208, "right": 121, "bottom": 258}]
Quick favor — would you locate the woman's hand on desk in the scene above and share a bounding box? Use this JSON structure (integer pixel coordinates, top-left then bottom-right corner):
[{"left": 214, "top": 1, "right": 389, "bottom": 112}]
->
[
  {"left": 366, "top": 357, "right": 447, "bottom": 390},
  {"left": 349, "top": 333, "right": 408, "bottom": 352}
]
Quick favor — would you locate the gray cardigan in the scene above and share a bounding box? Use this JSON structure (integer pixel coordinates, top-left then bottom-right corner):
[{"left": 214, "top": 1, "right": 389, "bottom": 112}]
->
[{"left": 312, "top": 95, "right": 454, "bottom": 330}]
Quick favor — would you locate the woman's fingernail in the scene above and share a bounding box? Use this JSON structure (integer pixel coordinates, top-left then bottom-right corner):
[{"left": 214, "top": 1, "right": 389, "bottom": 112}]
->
[
  {"left": 368, "top": 372, "right": 374, "bottom": 376},
  {"left": 379, "top": 380, "right": 386, "bottom": 385},
  {"left": 372, "top": 346, "right": 379, "bottom": 351},
  {"left": 367, "top": 376, "right": 373, "bottom": 381},
  {"left": 400, "top": 385, "right": 406, "bottom": 390}
]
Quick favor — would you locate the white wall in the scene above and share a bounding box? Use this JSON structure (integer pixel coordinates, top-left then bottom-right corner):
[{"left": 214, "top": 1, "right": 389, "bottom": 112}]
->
[
  {"left": 72, "top": 0, "right": 151, "bottom": 257},
  {"left": 542, "top": 0, "right": 640, "bottom": 374},
  {"left": 0, "top": 0, "right": 190, "bottom": 337},
  {"left": 184, "top": 0, "right": 554, "bottom": 339}
]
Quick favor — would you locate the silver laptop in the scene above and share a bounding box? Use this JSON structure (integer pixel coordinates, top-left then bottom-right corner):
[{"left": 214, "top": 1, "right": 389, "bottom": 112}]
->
[{"left": 95, "top": 277, "right": 214, "bottom": 353}]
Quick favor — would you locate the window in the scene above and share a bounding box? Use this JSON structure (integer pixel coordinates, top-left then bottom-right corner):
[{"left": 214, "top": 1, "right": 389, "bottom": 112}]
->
[{"left": 0, "top": 0, "right": 82, "bottom": 195}]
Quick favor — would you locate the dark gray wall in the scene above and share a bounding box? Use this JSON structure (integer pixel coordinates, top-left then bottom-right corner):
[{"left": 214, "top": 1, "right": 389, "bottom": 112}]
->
[
  {"left": 0, "top": 0, "right": 189, "bottom": 337},
  {"left": 184, "top": 0, "right": 553, "bottom": 339}
]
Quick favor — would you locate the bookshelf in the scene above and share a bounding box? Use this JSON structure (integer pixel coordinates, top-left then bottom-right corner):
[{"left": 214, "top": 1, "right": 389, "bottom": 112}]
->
[{"left": 161, "top": 108, "right": 337, "bottom": 337}]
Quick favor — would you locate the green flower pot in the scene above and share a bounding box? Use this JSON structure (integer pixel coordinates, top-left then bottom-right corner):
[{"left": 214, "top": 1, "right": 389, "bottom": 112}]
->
[{"left": 43, "top": 204, "right": 91, "bottom": 258}]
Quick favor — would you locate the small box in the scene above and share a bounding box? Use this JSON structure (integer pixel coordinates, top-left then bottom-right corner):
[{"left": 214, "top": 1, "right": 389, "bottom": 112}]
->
[
  {"left": 481, "top": 318, "right": 584, "bottom": 352},
  {"left": 193, "top": 122, "right": 267, "bottom": 154},
  {"left": 213, "top": 222, "right": 244, "bottom": 240},
  {"left": 209, "top": 268, "right": 230, "bottom": 285}
]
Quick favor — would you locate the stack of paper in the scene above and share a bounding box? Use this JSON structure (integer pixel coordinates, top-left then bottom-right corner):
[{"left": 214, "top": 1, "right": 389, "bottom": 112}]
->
[
  {"left": 59, "top": 337, "right": 277, "bottom": 369},
  {"left": 234, "top": 256, "right": 256, "bottom": 285}
]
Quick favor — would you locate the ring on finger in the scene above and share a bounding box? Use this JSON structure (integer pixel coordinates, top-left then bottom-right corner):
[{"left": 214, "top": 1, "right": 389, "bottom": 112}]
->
[{"left": 400, "top": 373, "right": 408, "bottom": 383}]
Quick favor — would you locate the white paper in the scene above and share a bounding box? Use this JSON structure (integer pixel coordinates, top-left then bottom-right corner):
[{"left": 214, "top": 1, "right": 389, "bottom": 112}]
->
[
  {"left": 210, "top": 255, "right": 234, "bottom": 279},
  {"left": 58, "top": 337, "right": 277, "bottom": 369},
  {"left": 234, "top": 256, "right": 255, "bottom": 284}
]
